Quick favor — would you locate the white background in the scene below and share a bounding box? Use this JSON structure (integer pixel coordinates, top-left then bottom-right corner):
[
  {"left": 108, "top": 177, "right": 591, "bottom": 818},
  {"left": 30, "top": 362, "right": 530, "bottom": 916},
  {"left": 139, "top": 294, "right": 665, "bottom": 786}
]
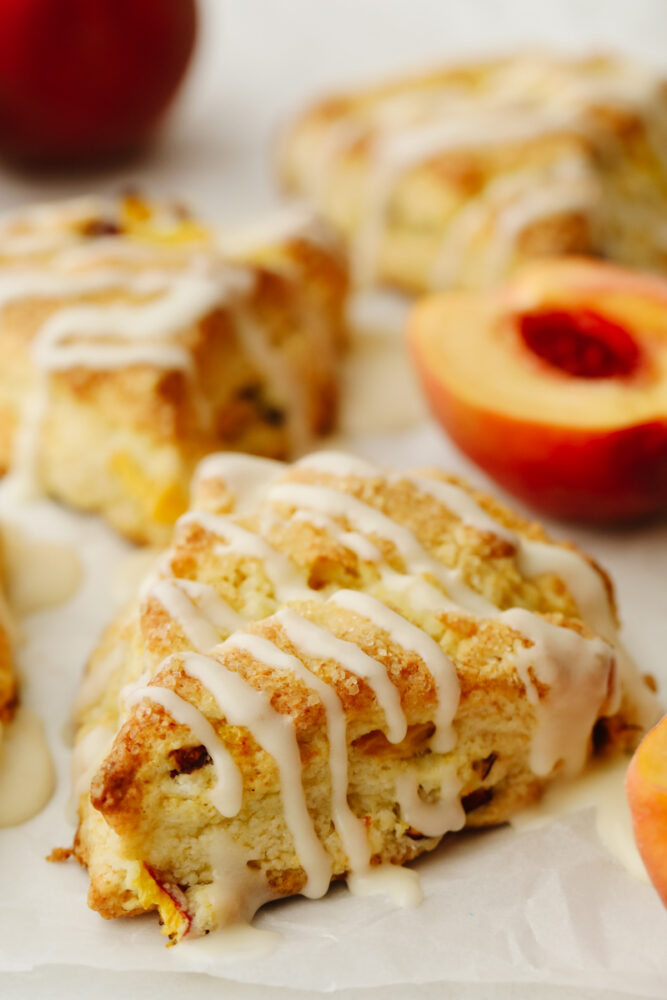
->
[{"left": 2, "top": 2, "right": 667, "bottom": 998}]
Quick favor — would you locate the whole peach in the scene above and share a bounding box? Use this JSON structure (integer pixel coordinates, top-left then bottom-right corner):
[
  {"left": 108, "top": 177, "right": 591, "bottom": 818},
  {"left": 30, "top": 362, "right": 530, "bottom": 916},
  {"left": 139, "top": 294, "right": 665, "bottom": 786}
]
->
[
  {"left": 0, "top": 0, "right": 197, "bottom": 162},
  {"left": 627, "top": 715, "right": 667, "bottom": 907}
]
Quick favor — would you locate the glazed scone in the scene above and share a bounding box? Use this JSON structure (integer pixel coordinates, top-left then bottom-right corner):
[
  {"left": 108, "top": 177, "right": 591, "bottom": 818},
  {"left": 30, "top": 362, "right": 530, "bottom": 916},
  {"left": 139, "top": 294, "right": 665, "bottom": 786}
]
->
[
  {"left": 280, "top": 52, "right": 667, "bottom": 292},
  {"left": 71, "top": 450, "right": 658, "bottom": 942},
  {"left": 0, "top": 195, "right": 347, "bottom": 544}
]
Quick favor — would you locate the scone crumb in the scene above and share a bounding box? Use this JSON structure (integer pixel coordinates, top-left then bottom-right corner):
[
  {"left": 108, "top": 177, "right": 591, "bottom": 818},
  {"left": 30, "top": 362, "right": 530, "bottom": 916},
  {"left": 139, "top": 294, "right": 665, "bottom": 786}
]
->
[{"left": 46, "top": 847, "right": 73, "bottom": 863}]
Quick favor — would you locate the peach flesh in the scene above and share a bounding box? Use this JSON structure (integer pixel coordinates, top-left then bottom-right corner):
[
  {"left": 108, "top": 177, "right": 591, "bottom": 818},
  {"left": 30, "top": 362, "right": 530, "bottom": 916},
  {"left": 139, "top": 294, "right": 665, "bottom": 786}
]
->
[
  {"left": 626, "top": 716, "right": 667, "bottom": 908},
  {"left": 413, "top": 346, "right": 667, "bottom": 520}
]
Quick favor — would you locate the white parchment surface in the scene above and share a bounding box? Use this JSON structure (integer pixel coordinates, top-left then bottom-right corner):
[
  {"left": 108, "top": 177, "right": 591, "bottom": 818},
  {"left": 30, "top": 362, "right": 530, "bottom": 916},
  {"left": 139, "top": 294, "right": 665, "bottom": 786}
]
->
[{"left": 0, "top": 421, "right": 666, "bottom": 997}]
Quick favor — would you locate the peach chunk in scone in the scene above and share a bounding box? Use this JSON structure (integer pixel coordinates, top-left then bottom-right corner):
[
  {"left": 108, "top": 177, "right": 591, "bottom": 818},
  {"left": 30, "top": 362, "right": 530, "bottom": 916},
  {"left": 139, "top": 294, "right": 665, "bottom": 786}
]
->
[
  {"left": 409, "top": 258, "right": 667, "bottom": 522},
  {"left": 627, "top": 714, "right": 667, "bottom": 907}
]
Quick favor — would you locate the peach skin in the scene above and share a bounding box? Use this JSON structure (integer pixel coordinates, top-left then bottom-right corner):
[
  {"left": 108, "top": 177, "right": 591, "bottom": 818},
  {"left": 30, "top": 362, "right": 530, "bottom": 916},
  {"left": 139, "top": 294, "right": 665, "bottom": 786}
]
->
[
  {"left": 409, "top": 258, "right": 667, "bottom": 521},
  {"left": 627, "top": 714, "right": 667, "bottom": 907}
]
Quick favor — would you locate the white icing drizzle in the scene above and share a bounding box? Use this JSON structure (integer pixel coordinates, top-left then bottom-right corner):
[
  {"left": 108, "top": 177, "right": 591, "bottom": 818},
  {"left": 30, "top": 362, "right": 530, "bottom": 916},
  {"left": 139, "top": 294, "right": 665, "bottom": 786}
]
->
[
  {"left": 217, "top": 202, "right": 332, "bottom": 257},
  {"left": 510, "top": 754, "right": 650, "bottom": 885},
  {"left": 0, "top": 522, "right": 81, "bottom": 615},
  {"left": 296, "top": 450, "right": 379, "bottom": 478},
  {"left": 297, "top": 452, "right": 617, "bottom": 645},
  {"left": 0, "top": 707, "right": 55, "bottom": 827},
  {"left": 0, "top": 193, "right": 114, "bottom": 234},
  {"left": 202, "top": 828, "right": 278, "bottom": 930},
  {"left": 177, "top": 510, "right": 312, "bottom": 603},
  {"left": 268, "top": 481, "right": 495, "bottom": 615},
  {"left": 226, "top": 624, "right": 371, "bottom": 873},
  {"left": 32, "top": 270, "right": 234, "bottom": 366},
  {"left": 330, "top": 589, "right": 459, "bottom": 753},
  {"left": 182, "top": 650, "right": 332, "bottom": 898},
  {"left": 0, "top": 196, "right": 115, "bottom": 257},
  {"left": 486, "top": 172, "right": 598, "bottom": 279},
  {"left": 347, "top": 863, "right": 423, "bottom": 906},
  {"left": 192, "top": 453, "right": 286, "bottom": 514},
  {"left": 516, "top": 542, "right": 616, "bottom": 642},
  {"left": 179, "top": 920, "right": 280, "bottom": 963},
  {"left": 378, "top": 569, "right": 461, "bottom": 616},
  {"left": 125, "top": 682, "right": 243, "bottom": 818},
  {"left": 291, "top": 509, "right": 383, "bottom": 562},
  {"left": 150, "top": 579, "right": 243, "bottom": 651},
  {"left": 430, "top": 156, "right": 595, "bottom": 288},
  {"left": 499, "top": 608, "right": 616, "bottom": 776},
  {"left": 0, "top": 265, "right": 161, "bottom": 307},
  {"left": 178, "top": 580, "right": 245, "bottom": 634},
  {"left": 269, "top": 608, "right": 406, "bottom": 744},
  {"left": 55, "top": 237, "right": 171, "bottom": 269},
  {"left": 36, "top": 341, "right": 193, "bottom": 373},
  {"left": 408, "top": 475, "right": 516, "bottom": 542},
  {"left": 394, "top": 765, "right": 466, "bottom": 838},
  {"left": 0, "top": 229, "right": 81, "bottom": 257}
]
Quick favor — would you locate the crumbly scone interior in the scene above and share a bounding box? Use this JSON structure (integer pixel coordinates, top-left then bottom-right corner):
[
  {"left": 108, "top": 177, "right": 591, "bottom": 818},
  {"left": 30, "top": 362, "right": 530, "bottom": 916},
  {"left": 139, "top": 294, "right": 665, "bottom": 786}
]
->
[
  {"left": 0, "top": 195, "right": 347, "bottom": 544},
  {"left": 280, "top": 52, "right": 667, "bottom": 292},
  {"left": 71, "top": 450, "right": 658, "bottom": 941}
]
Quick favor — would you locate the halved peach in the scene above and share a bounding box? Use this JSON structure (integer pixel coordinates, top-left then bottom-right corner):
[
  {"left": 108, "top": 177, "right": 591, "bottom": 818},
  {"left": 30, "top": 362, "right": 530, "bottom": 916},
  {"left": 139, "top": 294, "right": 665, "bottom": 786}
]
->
[
  {"left": 409, "top": 258, "right": 667, "bottom": 521},
  {"left": 626, "top": 714, "right": 667, "bottom": 907}
]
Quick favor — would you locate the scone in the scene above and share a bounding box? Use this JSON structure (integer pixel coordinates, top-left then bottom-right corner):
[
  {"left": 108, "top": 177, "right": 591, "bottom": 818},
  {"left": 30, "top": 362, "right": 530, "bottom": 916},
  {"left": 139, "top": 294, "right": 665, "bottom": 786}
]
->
[
  {"left": 279, "top": 52, "right": 667, "bottom": 292},
  {"left": 71, "top": 450, "right": 658, "bottom": 942},
  {"left": 0, "top": 195, "right": 347, "bottom": 544}
]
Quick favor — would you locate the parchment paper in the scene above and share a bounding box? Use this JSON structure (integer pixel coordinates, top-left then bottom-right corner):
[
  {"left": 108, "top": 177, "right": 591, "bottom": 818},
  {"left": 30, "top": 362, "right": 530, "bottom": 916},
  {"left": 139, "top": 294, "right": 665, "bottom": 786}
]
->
[
  {"left": 0, "top": 420, "right": 666, "bottom": 997},
  {"left": 1, "top": 2, "right": 667, "bottom": 990}
]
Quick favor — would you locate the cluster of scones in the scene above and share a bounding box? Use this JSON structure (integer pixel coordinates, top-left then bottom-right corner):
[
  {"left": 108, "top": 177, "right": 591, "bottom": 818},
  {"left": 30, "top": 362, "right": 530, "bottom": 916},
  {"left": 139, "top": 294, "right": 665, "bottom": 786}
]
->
[{"left": 0, "top": 50, "right": 664, "bottom": 943}]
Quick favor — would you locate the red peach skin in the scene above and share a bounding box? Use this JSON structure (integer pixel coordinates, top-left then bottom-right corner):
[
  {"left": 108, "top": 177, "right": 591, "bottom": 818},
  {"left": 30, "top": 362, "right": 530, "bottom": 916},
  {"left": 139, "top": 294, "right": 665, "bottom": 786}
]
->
[
  {"left": 413, "top": 353, "right": 667, "bottom": 521},
  {"left": 0, "top": 0, "right": 197, "bottom": 162},
  {"left": 627, "top": 715, "right": 667, "bottom": 907}
]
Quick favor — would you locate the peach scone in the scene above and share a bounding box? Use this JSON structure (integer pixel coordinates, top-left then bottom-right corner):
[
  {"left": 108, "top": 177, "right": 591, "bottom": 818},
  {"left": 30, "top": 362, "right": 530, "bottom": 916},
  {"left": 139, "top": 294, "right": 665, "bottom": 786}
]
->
[
  {"left": 280, "top": 52, "right": 667, "bottom": 292},
  {"left": 71, "top": 450, "right": 658, "bottom": 942},
  {"left": 0, "top": 195, "right": 347, "bottom": 544}
]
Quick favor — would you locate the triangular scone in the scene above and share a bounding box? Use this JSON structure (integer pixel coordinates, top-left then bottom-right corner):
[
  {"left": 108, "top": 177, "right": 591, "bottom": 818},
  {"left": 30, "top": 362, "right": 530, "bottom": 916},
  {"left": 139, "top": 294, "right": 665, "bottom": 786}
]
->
[
  {"left": 0, "top": 196, "right": 347, "bottom": 544},
  {"left": 72, "top": 451, "right": 658, "bottom": 941},
  {"left": 279, "top": 52, "right": 667, "bottom": 292}
]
